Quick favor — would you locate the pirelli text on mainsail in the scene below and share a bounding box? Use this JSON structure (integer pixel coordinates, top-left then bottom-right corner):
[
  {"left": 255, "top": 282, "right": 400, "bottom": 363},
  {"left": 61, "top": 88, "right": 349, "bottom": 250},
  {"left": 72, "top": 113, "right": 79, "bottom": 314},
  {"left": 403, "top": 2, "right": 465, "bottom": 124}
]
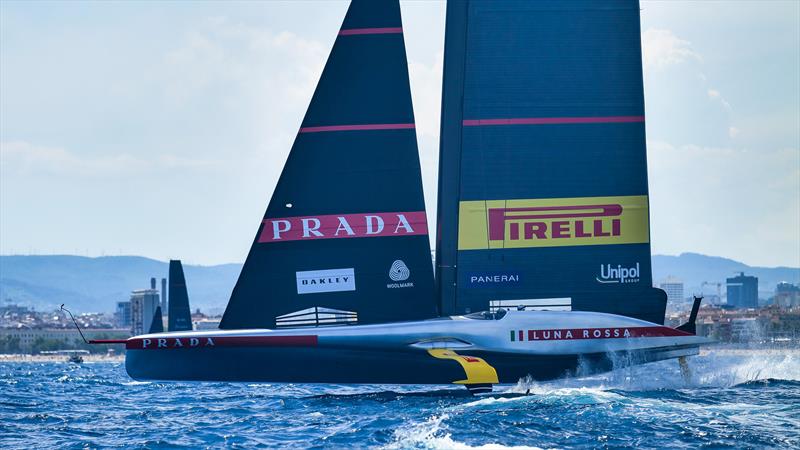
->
[{"left": 435, "top": 0, "right": 667, "bottom": 323}]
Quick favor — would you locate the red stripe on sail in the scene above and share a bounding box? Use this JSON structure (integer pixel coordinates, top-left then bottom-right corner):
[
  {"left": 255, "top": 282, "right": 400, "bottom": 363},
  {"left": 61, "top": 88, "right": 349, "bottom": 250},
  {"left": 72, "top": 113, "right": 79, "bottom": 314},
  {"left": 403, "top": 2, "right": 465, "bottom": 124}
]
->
[
  {"left": 259, "top": 211, "right": 428, "bottom": 243},
  {"left": 462, "top": 116, "right": 645, "bottom": 126},
  {"left": 299, "top": 123, "right": 415, "bottom": 133},
  {"left": 339, "top": 27, "right": 403, "bottom": 36}
]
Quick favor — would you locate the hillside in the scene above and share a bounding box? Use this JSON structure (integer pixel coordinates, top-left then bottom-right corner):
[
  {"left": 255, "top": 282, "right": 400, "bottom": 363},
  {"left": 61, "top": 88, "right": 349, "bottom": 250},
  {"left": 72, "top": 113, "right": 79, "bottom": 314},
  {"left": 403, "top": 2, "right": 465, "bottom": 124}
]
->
[
  {"left": 0, "top": 255, "right": 241, "bottom": 315},
  {"left": 652, "top": 252, "right": 799, "bottom": 298},
  {"left": 1, "top": 253, "right": 797, "bottom": 313}
]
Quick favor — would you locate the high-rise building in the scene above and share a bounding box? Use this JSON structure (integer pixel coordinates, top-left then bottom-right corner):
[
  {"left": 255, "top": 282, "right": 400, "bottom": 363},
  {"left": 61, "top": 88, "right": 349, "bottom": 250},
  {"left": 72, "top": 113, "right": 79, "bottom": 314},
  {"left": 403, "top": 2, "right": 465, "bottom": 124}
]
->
[
  {"left": 659, "top": 276, "right": 684, "bottom": 304},
  {"left": 115, "top": 301, "right": 132, "bottom": 328},
  {"left": 726, "top": 272, "right": 758, "bottom": 308},
  {"left": 774, "top": 282, "right": 800, "bottom": 308},
  {"left": 130, "top": 289, "right": 160, "bottom": 335}
]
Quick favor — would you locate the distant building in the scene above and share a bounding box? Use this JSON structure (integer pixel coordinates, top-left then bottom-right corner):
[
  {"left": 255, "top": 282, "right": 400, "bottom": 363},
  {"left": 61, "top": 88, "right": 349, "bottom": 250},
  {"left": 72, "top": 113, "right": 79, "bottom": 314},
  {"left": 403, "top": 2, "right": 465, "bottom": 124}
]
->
[
  {"left": 774, "top": 282, "right": 800, "bottom": 308},
  {"left": 115, "top": 301, "right": 132, "bottom": 328},
  {"left": 129, "top": 289, "right": 160, "bottom": 335},
  {"left": 0, "top": 328, "right": 128, "bottom": 354},
  {"left": 194, "top": 319, "right": 221, "bottom": 330},
  {"left": 659, "top": 276, "right": 684, "bottom": 304},
  {"left": 726, "top": 272, "right": 758, "bottom": 308}
]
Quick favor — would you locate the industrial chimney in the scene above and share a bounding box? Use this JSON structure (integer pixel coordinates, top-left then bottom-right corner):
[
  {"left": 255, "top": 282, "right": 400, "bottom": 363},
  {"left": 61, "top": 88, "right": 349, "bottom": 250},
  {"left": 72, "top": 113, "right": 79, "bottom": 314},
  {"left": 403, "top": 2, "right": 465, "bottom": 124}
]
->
[
  {"left": 161, "top": 278, "right": 167, "bottom": 311},
  {"left": 150, "top": 277, "right": 156, "bottom": 289}
]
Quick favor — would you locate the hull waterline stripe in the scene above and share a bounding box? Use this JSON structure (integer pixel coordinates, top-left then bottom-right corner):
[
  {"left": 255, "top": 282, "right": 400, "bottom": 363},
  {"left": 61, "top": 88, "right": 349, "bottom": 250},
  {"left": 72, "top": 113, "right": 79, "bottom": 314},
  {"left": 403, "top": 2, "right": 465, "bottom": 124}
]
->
[
  {"left": 512, "top": 326, "right": 691, "bottom": 342},
  {"left": 339, "top": 27, "right": 403, "bottom": 36},
  {"left": 462, "top": 116, "right": 645, "bottom": 127},
  {"left": 299, "top": 123, "right": 415, "bottom": 133},
  {"left": 127, "top": 335, "right": 318, "bottom": 350}
]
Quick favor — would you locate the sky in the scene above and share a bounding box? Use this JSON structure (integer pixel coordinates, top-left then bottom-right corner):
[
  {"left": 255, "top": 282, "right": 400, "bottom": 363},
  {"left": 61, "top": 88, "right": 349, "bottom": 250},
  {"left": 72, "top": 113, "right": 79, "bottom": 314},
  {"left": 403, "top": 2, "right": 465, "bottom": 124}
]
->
[{"left": 1, "top": 0, "right": 798, "bottom": 268}]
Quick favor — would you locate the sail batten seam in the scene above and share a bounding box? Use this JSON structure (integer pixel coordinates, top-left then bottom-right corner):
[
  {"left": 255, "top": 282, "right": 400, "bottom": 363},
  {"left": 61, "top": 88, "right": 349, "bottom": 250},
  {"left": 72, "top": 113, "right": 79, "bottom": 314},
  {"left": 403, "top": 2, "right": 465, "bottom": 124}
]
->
[
  {"left": 339, "top": 27, "right": 402, "bottom": 36},
  {"left": 462, "top": 116, "right": 645, "bottom": 126},
  {"left": 299, "top": 123, "right": 415, "bottom": 133}
]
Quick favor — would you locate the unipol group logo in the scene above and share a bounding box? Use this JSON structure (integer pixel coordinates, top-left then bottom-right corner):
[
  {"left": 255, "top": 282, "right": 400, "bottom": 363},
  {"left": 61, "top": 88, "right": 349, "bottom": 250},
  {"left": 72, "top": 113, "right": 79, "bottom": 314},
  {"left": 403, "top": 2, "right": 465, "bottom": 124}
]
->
[
  {"left": 457, "top": 196, "right": 649, "bottom": 250},
  {"left": 387, "top": 260, "right": 413, "bottom": 289},
  {"left": 596, "top": 263, "right": 641, "bottom": 284},
  {"left": 296, "top": 268, "right": 356, "bottom": 294},
  {"left": 259, "top": 211, "right": 428, "bottom": 243}
]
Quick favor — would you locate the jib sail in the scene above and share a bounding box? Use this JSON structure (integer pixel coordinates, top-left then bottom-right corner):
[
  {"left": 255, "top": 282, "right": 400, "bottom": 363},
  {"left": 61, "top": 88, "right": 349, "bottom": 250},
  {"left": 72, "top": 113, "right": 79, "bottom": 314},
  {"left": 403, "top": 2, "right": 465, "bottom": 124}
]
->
[
  {"left": 168, "top": 260, "right": 193, "bottom": 331},
  {"left": 220, "top": 0, "right": 436, "bottom": 329},
  {"left": 435, "top": 0, "right": 667, "bottom": 323},
  {"left": 148, "top": 306, "right": 164, "bottom": 334}
]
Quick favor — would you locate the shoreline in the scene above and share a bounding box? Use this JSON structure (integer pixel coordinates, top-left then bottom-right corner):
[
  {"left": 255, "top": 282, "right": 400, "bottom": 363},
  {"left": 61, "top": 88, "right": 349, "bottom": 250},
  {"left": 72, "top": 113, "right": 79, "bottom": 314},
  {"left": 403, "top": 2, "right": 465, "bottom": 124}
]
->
[
  {"left": 0, "top": 347, "right": 797, "bottom": 363},
  {"left": 0, "top": 353, "right": 125, "bottom": 363}
]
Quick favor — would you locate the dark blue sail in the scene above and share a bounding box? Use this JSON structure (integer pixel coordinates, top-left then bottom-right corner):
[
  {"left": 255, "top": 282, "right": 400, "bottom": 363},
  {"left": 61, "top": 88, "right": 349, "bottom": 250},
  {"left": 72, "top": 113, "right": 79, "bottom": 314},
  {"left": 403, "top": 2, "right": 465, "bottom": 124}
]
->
[
  {"left": 148, "top": 306, "right": 164, "bottom": 334},
  {"left": 168, "top": 260, "right": 193, "bottom": 332},
  {"left": 220, "top": 0, "right": 436, "bottom": 330},
  {"left": 436, "top": 0, "right": 667, "bottom": 323}
]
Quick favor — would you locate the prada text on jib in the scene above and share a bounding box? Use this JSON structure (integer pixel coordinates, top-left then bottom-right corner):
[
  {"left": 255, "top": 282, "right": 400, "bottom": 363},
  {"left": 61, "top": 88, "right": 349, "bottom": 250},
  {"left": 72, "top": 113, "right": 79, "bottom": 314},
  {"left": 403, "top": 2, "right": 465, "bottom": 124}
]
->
[{"left": 259, "top": 211, "right": 428, "bottom": 243}]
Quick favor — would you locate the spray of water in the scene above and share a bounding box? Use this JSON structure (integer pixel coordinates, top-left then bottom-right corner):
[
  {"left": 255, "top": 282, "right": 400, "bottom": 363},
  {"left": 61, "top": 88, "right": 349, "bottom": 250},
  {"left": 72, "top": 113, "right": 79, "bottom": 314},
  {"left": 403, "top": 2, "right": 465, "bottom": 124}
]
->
[{"left": 506, "top": 347, "right": 799, "bottom": 394}]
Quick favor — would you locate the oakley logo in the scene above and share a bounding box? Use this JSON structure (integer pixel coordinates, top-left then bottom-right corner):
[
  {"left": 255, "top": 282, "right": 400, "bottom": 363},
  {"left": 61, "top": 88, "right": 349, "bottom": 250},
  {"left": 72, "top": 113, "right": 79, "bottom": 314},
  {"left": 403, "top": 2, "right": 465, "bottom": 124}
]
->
[{"left": 296, "top": 268, "right": 356, "bottom": 294}]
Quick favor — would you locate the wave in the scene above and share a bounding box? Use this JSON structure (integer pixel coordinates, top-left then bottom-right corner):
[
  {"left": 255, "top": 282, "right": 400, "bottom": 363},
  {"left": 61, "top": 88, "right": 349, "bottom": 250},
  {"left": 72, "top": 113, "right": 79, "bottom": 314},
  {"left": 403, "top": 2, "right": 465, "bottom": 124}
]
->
[
  {"left": 385, "top": 413, "right": 544, "bottom": 450},
  {"left": 497, "top": 348, "right": 800, "bottom": 395},
  {"left": 731, "top": 378, "right": 800, "bottom": 389}
]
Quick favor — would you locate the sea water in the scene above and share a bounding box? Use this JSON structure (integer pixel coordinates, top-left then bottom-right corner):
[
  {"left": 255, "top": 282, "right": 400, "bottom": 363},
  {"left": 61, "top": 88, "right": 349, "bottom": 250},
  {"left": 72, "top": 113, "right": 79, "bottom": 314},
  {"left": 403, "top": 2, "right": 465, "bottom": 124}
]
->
[{"left": 1, "top": 349, "right": 798, "bottom": 449}]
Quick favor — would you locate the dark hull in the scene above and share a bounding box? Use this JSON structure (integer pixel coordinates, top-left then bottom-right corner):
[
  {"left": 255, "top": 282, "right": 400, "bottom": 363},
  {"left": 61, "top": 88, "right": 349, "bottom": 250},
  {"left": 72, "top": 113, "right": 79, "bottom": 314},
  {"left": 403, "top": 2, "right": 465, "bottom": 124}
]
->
[{"left": 126, "top": 345, "right": 696, "bottom": 385}]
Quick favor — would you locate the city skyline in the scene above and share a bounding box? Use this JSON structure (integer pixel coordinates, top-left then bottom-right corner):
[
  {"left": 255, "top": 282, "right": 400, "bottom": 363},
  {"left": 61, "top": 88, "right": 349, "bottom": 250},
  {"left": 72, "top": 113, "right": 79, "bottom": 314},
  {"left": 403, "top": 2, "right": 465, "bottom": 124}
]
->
[{"left": 1, "top": 0, "right": 798, "bottom": 267}]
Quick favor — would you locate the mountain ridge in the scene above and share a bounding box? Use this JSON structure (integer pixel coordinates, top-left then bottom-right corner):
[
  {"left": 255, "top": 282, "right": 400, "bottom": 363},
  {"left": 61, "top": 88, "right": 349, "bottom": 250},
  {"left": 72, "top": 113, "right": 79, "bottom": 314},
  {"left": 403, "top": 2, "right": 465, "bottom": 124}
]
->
[{"left": 1, "top": 253, "right": 798, "bottom": 313}]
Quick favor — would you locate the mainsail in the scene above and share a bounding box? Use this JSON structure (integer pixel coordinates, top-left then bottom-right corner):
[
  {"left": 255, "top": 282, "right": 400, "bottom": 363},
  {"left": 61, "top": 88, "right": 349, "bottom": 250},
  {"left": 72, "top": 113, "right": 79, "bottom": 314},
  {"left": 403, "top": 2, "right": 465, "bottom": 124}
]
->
[
  {"left": 220, "top": 0, "right": 436, "bottom": 329},
  {"left": 435, "top": 0, "right": 667, "bottom": 323},
  {"left": 167, "top": 260, "right": 193, "bottom": 331}
]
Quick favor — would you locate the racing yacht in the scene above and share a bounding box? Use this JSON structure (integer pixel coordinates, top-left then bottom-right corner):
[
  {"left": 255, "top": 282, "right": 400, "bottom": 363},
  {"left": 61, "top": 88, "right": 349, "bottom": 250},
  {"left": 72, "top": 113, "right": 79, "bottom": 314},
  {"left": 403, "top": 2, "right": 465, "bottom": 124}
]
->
[{"left": 115, "top": 0, "right": 711, "bottom": 392}]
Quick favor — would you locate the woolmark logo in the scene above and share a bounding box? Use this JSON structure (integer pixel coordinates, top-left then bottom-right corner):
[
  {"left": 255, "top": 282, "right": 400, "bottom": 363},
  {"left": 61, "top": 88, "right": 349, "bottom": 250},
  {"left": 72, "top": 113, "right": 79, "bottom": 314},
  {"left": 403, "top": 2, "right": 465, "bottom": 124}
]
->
[
  {"left": 387, "top": 260, "right": 413, "bottom": 289},
  {"left": 296, "top": 268, "right": 356, "bottom": 294},
  {"left": 259, "top": 211, "right": 428, "bottom": 243},
  {"left": 596, "top": 263, "right": 641, "bottom": 284},
  {"left": 389, "top": 260, "right": 410, "bottom": 281}
]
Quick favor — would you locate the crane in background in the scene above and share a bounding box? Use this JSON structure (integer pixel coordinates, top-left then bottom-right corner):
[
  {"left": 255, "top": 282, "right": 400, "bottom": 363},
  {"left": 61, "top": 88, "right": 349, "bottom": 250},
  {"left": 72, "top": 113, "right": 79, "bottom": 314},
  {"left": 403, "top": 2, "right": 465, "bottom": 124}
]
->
[{"left": 701, "top": 281, "right": 724, "bottom": 305}]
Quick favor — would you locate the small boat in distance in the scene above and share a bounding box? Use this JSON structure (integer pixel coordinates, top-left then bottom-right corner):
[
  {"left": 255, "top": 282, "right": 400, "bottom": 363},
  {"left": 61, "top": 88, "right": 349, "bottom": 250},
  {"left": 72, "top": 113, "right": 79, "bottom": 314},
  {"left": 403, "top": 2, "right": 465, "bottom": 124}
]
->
[
  {"left": 40, "top": 350, "right": 89, "bottom": 364},
  {"left": 115, "top": 0, "right": 711, "bottom": 393}
]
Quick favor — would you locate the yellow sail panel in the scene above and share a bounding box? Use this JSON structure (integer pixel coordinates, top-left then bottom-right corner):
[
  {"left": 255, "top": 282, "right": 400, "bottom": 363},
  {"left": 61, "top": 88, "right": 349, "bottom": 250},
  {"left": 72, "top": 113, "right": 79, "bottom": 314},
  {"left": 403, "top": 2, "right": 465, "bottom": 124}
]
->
[{"left": 458, "top": 195, "right": 650, "bottom": 250}]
